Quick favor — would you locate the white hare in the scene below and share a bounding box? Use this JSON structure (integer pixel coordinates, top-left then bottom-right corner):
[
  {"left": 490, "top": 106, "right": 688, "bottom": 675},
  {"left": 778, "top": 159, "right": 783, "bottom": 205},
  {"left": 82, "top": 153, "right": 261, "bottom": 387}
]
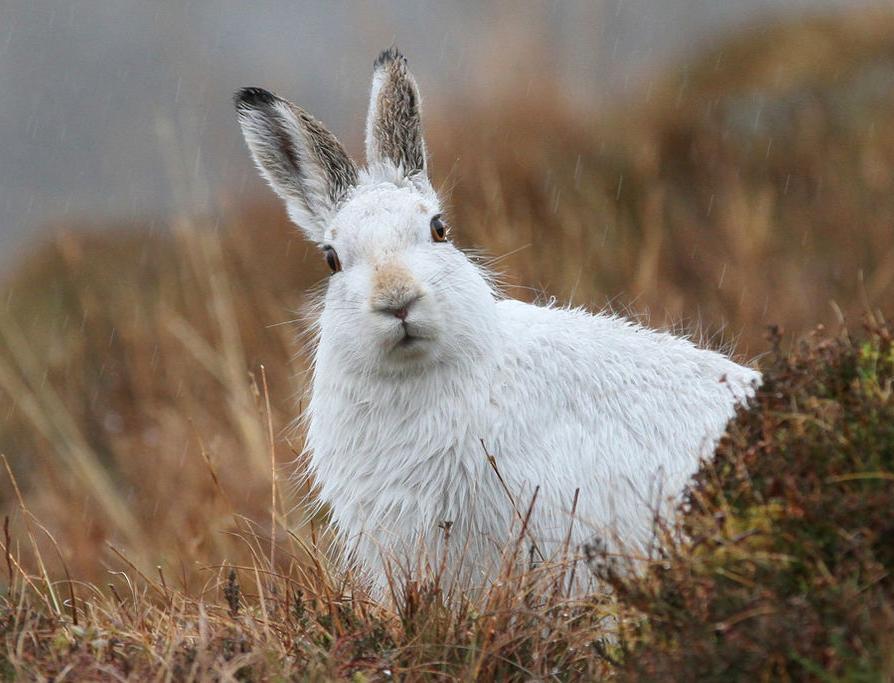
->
[{"left": 235, "top": 48, "right": 761, "bottom": 595}]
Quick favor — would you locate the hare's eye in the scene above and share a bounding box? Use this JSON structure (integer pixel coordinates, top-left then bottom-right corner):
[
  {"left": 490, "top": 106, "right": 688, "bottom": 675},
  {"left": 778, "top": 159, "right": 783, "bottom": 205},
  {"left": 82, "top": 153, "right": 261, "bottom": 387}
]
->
[
  {"left": 430, "top": 214, "right": 448, "bottom": 242},
  {"left": 323, "top": 247, "right": 341, "bottom": 274}
]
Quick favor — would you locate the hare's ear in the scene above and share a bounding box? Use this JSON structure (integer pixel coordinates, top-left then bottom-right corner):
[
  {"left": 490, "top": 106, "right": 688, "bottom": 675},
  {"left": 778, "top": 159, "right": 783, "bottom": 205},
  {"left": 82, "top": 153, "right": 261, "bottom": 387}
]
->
[
  {"left": 235, "top": 87, "right": 357, "bottom": 242},
  {"left": 365, "top": 48, "right": 427, "bottom": 178}
]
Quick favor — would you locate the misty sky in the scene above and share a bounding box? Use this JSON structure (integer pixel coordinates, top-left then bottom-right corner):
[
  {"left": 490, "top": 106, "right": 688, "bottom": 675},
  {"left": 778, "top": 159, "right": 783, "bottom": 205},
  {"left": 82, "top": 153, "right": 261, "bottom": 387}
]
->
[{"left": 0, "top": 0, "right": 881, "bottom": 269}]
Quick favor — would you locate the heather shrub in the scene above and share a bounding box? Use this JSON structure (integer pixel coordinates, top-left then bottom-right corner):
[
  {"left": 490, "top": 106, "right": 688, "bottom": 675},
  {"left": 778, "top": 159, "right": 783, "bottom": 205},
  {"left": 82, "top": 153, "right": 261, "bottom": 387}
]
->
[{"left": 607, "top": 322, "right": 894, "bottom": 681}]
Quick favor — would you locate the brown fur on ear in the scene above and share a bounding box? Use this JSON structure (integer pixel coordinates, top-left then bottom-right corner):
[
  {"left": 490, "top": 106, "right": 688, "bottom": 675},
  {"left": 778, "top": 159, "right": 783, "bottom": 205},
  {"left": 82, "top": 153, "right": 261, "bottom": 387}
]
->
[
  {"left": 365, "top": 48, "right": 427, "bottom": 176},
  {"left": 235, "top": 87, "right": 357, "bottom": 241}
]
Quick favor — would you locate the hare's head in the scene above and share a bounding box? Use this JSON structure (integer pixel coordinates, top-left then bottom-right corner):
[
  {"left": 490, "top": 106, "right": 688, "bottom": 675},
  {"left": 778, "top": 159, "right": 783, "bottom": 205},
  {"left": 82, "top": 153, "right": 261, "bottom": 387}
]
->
[{"left": 235, "top": 49, "right": 496, "bottom": 374}]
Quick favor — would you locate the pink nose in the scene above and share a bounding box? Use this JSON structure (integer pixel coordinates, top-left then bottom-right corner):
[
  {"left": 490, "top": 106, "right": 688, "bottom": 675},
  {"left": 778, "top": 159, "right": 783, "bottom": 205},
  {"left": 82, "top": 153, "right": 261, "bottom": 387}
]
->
[{"left": 379, "top": 294, "right": 420, "bottom": 320}]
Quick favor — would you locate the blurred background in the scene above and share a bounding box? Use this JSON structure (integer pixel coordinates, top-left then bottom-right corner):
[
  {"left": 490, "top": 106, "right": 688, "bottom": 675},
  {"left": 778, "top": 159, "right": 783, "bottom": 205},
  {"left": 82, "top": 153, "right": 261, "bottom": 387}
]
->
[
  {"left": 1, "top": 0, "right": 893, "bottom": 585},
  {"left": 1, "top": 0, "right": 884, "bottom": 264}
]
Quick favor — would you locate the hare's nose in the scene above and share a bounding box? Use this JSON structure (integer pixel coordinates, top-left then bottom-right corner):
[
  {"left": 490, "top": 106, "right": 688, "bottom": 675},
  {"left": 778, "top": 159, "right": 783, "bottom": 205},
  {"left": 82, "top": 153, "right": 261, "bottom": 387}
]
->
[{"left": 379, "top": 293, "right": 421, "bottom": 320}]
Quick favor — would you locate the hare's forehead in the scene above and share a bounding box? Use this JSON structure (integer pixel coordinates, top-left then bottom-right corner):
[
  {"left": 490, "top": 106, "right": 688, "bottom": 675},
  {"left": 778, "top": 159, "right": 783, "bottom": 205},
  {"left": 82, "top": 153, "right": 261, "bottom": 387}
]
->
[{"left": 327, "top": 183, "right": 438, "bottom": 249}]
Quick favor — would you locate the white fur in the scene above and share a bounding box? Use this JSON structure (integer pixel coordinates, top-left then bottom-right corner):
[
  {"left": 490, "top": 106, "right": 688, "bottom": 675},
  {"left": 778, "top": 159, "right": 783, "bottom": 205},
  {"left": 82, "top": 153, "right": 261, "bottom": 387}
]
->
[{"left": 237, "top": 53, "right": 762, "bottom": 597}]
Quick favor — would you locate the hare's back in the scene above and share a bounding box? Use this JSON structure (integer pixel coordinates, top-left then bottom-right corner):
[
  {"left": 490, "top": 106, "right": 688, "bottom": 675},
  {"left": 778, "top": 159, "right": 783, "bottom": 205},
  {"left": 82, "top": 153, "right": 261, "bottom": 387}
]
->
[
  {"left": 494, "top": 299, "right": 758, "bottom": 399},
  {"left": 489, "top": 300, "right": 759, "bottom": 547}
]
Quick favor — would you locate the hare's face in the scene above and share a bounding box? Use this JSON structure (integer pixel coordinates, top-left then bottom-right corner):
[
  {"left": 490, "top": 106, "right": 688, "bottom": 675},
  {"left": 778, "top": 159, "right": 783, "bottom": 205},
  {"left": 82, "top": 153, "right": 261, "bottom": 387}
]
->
[
  {"left": 235, "top": 49, "right": 494, "bottom": 371},
  {"left": 319, "top": 181, "right": 494, "bottom": 371}
]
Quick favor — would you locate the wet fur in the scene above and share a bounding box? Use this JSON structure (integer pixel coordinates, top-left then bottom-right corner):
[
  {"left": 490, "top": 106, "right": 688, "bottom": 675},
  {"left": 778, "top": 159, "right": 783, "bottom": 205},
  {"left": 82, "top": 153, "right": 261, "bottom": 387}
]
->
[{"left": 235, "top": 49, "right": 762, "bottom": 596}]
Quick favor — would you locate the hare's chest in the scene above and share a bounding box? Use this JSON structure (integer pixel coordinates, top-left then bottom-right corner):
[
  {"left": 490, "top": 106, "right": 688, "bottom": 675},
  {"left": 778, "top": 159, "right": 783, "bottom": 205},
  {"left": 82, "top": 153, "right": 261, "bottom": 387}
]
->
[{"left": 305, "top": 377, "right": 495, "bottom": 521}]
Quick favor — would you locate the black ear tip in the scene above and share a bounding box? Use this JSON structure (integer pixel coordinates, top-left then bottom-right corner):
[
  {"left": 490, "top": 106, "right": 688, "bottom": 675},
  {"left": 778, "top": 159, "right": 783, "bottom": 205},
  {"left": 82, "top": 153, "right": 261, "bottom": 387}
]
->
[
  {"left": 234, "top": 87, "right": 277, "bottom": 110},
  {"left": 374, "top": 46, "right": 406, "bottom": 70}
]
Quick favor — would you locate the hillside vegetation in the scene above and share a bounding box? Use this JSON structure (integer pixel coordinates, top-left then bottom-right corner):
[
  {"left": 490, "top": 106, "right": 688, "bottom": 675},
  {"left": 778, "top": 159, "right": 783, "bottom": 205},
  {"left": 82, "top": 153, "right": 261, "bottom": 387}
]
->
[{"left": 1, "top": 12, "right": 893, "bottom": 680}]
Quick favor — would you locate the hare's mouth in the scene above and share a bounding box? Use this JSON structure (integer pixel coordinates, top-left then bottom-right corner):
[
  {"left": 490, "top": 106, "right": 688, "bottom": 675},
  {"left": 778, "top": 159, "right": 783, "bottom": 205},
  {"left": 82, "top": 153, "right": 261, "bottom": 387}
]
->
[
  {"left": 397, "top": 326, "right": 422, "bottom": 347},
  {"left": 397, "top": 334, "right": 421, "bottom": 348},
  {"left": 392, "top": 322, "right": 431, "bottom": 351}
]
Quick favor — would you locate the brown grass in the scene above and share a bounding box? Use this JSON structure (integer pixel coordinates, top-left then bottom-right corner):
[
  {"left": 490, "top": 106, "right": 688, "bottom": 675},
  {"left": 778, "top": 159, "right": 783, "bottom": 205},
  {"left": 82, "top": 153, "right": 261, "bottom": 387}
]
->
[{"left": 1, "top": 10, "right": 893, "bottom": 680}]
